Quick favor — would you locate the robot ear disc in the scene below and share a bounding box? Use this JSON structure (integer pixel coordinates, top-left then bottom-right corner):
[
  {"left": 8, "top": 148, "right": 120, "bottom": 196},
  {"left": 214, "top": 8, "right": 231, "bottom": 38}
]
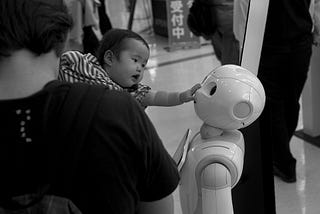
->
[{"left": 233, "top": 102, "right": 252, "bottom": 119}]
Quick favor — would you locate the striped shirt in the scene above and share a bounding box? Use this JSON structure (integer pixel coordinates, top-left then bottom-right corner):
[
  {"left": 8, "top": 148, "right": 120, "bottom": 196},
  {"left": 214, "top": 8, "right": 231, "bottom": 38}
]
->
[{"left": 59, "top": 51, "right": 151, "bottom": 107}]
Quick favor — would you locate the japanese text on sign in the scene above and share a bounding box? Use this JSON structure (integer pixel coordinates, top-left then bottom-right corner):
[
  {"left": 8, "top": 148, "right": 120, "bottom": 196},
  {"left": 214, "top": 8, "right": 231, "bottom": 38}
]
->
[
  {"left": 170, "top": 1, "right": 184, "bottom": 39},
  {"left": 166, "top": 0, "right": 200, "bottom": 51}
]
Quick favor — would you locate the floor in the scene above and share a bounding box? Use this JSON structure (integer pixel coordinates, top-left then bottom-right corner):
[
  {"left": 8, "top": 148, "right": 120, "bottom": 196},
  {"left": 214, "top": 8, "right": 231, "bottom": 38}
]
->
[{"left": 141, "top": 33, "right": 320, "bottom": 214}]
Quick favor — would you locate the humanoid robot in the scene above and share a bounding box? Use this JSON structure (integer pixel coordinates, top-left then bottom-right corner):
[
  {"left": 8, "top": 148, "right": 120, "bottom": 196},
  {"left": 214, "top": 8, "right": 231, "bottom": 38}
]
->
[{"left": 178, "top": 64, "right": 265, "bottom": 214}]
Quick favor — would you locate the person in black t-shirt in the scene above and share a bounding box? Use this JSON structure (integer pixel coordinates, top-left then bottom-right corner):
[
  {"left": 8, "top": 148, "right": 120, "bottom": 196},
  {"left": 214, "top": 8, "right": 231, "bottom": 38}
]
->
[{"left": 0, "top": 0, "right": 180, "bottom": 213}]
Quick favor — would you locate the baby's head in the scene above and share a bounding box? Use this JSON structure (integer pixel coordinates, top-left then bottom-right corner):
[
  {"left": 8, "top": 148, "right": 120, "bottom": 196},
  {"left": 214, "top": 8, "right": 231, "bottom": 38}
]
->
[{"left": 97, "top": 29, "right": 150, "bottom": 88}]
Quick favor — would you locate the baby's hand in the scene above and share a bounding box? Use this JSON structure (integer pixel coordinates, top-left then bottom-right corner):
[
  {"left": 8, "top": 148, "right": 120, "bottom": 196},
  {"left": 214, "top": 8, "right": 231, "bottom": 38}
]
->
[{"left": 180, "top": 83, "right": 202, "bottom": 103}]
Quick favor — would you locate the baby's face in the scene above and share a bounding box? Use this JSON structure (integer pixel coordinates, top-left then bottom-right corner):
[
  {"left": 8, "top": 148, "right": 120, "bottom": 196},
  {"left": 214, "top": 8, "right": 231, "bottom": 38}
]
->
[{"left": 108, "top": 38, "right": 149, "bottom": 88}]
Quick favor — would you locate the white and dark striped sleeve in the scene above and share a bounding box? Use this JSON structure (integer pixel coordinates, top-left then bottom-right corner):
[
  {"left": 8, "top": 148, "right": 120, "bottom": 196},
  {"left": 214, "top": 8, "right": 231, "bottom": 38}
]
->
[{"left": 58, "top": 51, "right": 123, "bottom": 91}]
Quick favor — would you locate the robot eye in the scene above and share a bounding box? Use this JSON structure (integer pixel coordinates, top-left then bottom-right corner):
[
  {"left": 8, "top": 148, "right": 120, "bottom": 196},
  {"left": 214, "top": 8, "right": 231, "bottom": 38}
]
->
[
  {"left": 210, "top": 85, "right": 217, "bottom": 95},
  {"left": 203, "top": 82, "right": 217, "bottom": 96}
]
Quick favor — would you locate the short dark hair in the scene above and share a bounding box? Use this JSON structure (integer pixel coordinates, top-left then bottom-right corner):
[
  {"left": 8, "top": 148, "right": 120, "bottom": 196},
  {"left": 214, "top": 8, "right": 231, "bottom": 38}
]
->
[
  {"left": 0, "top": 0, "right": 73, "bottom": 58},
  {"left": 96, "top": 28, "right": 150, "bottom": 66}
]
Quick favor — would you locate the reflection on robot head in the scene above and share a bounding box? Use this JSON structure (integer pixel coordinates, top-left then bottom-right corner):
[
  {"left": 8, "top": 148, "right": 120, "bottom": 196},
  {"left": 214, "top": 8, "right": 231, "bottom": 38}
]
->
[{"left": 194, "top": 64, "right": 265, "bottom": 130}]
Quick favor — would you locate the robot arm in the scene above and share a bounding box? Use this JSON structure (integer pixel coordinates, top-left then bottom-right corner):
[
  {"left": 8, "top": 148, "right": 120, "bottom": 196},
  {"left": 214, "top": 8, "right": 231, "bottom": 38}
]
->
[
  {"left": 201, "top": 163, "right": 233, "bottom": 214},
  {"left": 179, "top": 131, "right": 244, "bottom": 214}
]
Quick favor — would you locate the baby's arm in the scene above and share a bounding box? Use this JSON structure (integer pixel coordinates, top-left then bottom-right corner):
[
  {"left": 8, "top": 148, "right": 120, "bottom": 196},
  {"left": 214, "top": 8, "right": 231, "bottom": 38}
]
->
[{"left": 141, "top": 83, "right": 201, "bottom": 107}]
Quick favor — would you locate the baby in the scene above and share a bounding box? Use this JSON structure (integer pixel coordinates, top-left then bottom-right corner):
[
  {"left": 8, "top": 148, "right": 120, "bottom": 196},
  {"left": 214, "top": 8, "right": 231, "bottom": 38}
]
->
[{"left": 59, "top": 28, "right": 201, "bottom": 108}]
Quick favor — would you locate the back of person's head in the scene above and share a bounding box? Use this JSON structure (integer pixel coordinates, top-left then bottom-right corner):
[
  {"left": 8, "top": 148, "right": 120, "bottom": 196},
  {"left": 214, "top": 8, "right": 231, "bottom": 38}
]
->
[
  {"left": 97, "top": 28, "right": 150, "bottom": 66},
  {"left": 0, "top": 0, "right": 73, "bottom": 60}
]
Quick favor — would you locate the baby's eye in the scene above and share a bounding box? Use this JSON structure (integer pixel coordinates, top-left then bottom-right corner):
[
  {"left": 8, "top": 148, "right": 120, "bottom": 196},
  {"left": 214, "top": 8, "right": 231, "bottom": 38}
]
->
[
  {"left": 141, "top": 63, "right": 146, "bottom": 68},
  {"left": 132, "top": 58, "right": 138, "bottom": 62}
]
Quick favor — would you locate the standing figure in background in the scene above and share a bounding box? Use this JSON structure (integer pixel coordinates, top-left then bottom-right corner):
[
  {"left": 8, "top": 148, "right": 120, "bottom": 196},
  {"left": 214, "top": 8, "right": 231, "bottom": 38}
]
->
[
  {"left": 84, "top": 0, "right": 113, "bottom": 54},
  {"left": 65, "top": 0, "right": 112, "bottom": 55},
  {"left": 98, "top": 0, "right": 113, "bottom": 35},
  {"left": 207, "top": 0, "right": 240, "bottom": 65},
  {"left": 258, "top": 0, "right": 320, "bottom": 183}
]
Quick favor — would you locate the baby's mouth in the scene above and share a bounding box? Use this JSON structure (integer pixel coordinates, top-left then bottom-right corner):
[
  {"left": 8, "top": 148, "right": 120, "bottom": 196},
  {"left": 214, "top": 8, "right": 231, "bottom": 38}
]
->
[{"left": 132, "top": 74, "right": 140, "bottom": 81}]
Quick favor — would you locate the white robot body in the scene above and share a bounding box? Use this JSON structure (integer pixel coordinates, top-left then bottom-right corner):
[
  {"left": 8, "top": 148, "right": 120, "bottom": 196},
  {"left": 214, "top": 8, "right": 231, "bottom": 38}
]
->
[
  {"left": 179, "top": 130, "right": 244, "bottom": 214},
  {"left": 179, "top": 65, "right": 265, "bottom": 214}
]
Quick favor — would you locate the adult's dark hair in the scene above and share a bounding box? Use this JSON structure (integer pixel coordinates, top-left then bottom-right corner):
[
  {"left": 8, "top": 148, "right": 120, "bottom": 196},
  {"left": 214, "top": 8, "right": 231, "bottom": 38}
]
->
[
  {"left": 0, "top": 0, "right": 73, "bottom": 58},
  {"left": 97, "top": 28, "right": 150, "bottom": 66}
]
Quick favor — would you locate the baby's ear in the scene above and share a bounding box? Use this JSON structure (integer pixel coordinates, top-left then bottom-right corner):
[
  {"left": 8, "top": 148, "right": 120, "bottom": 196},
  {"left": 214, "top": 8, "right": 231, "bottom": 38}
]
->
[{"left": 103, "top": 50, "right": 114, "bottom": 66}]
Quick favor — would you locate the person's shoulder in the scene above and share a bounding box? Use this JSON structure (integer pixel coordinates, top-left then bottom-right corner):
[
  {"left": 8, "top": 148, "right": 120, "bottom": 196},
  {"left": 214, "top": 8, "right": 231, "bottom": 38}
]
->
[
  {"left": 44, "top": 81, "right": 144, "bottom": 117},
  {"left": 100, "top": 88, "right": 141, "bottom": 109},
  {"left": 43, "top": 80, "right": 93, "bottom": 99},
  {"left": 43, "top": 80, "right": 72, "bottom": 93},
  {"left": 90, "top": 86, "right": 146, "bottom": 122}
]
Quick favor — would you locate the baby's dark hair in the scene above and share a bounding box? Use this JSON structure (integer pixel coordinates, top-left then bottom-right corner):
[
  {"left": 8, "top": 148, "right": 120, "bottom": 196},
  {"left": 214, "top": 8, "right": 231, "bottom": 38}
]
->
[
  {"left": 0, "top": 0, "right": 73, "bottom": 59},
  {"left": 97, "top": 28, "right": 150, "bottom": 66}
]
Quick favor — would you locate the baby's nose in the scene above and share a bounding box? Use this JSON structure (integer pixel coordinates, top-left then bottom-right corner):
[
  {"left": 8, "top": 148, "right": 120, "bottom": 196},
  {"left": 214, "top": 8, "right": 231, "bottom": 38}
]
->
[
  {"left": 136, "top": 65, "right": 141, "bottom": 72},
  {"left": 137, "top": 65, "right": 144, "bottom": 72}
]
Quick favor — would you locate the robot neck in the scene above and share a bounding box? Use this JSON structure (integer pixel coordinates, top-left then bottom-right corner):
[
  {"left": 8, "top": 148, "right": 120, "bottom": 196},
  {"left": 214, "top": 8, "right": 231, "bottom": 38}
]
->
[{"left": 200, "top": 123, "right": 224, "bottom": 139}]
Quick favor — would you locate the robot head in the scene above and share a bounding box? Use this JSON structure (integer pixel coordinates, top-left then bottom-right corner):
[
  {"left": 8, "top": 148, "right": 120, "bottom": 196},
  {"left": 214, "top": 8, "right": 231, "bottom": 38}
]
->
[{"left": 194, "top": 64, "right": 265, "bottom": 130}]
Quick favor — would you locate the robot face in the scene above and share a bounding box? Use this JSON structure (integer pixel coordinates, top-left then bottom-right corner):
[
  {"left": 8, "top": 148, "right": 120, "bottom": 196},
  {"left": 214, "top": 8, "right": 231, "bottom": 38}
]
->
[{"left": 194, "top": 65, "right": 266, "bottom": 130}]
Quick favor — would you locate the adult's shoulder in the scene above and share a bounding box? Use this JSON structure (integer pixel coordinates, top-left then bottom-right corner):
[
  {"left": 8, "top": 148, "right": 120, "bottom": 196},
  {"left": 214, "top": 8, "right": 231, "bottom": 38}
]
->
[
  {"left": 97, "top": 88, "right": 145, "bottom": 119},
  {"left": 44, "top": 81, "right": 146, "bottom": 124},
  {"left": 101, "top": 88, "right": 136, "bottom": 104}
]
